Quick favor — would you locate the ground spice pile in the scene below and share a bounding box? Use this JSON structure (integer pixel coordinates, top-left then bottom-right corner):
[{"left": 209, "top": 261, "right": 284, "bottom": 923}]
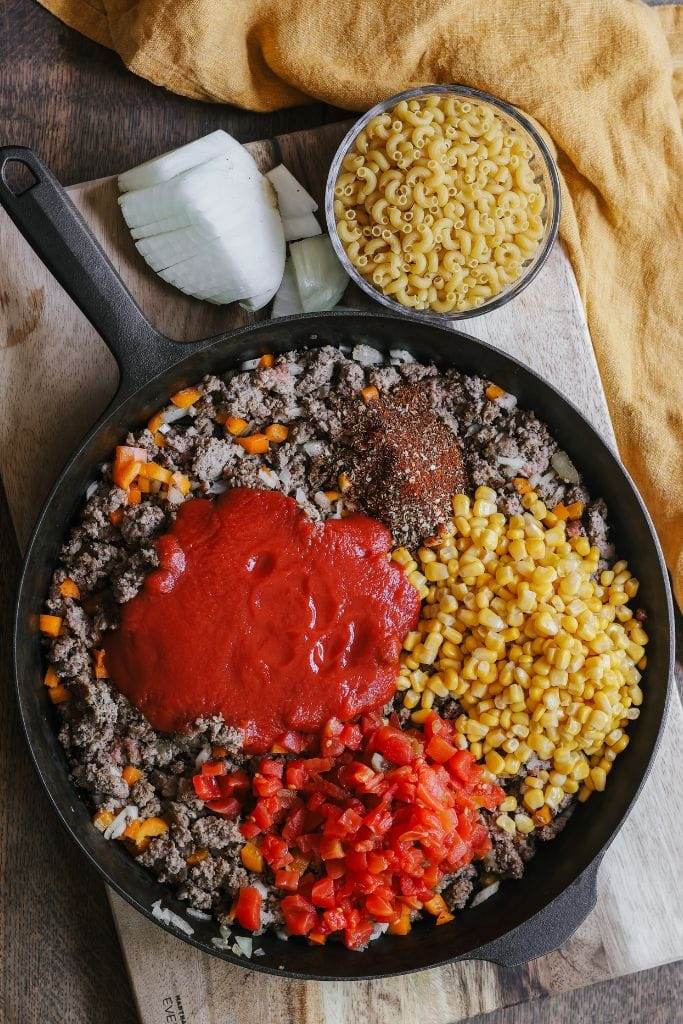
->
[{"left": 347, "top": 383, "right": 466, "bottom": 546}]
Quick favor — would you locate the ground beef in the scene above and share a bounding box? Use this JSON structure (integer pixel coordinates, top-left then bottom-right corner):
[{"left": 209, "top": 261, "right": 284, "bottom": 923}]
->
[
  {"left": 41, "top": 340, "right": 612, "bottom": 929},
  {"left": 442, "top": 865, "right": 477, "bottom": 911},
  {"left": 480, "top": 813, "right": 536, "bottom": 879}
]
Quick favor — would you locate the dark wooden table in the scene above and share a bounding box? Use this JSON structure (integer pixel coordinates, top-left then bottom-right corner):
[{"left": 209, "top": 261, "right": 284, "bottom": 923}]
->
[{"left": 0, "top": 2, "right": 680, "bottom": 1022}]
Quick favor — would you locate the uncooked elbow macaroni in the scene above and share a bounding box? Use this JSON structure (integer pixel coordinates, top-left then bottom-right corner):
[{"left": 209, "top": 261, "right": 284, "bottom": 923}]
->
[{"left": 334, "top": 93, "right": 547, "bottom": 313}]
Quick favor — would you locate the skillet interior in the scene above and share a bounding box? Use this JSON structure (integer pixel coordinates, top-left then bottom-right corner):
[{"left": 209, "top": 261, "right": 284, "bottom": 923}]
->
[{"left": 14, "top": 311, "right": 673, "bottom": 979}]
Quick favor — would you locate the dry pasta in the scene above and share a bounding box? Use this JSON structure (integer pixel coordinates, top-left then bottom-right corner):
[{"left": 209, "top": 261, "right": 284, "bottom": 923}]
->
[{"left": 334, "top": 94, "right": 547, "bottom": 313}]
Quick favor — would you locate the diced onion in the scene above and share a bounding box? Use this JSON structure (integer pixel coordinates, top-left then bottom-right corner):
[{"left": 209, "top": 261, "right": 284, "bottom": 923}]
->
[
  {"left": 551, "top": 450, "right": 581, "bottom": 485},
  {"left": 290, "top": 236, "right": 349, "bottom": 313},
  {"left": 266, "top": 164, "right": 318, "bottom": 218},
  {"left": 151, "top": 900, "right": 195, "bottom": 936},
  {"left": 470, "top": 881, "right": 500, "bottom": 907},
  {"left": 104, "top": 805, "right": 138, "bottom": 840}
]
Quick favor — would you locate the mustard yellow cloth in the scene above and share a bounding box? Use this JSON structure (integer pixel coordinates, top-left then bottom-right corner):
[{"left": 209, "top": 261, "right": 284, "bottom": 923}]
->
[{"left": 40, "top": 0, "right": 683, "bottom": 604}]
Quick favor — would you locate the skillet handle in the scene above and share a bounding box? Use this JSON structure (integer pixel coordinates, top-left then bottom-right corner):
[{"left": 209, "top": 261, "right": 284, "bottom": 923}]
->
[
  {"left": 471, "top": 860, "right": 600, "bottom": 968},
  {"left": 0, "top": 146, "right": 185, "bottom": 398}
]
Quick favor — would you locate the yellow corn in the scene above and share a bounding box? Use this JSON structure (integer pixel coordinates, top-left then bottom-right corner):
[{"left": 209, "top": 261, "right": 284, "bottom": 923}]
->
[{"left": 394, "top": 492, "right": 647, "bottom": 804}]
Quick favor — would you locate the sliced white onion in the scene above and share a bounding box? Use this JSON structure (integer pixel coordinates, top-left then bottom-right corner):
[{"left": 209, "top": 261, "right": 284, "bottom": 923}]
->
[
  {"left": 389, "top": 349, "right": 415, "bottom": 363},
  {"left": 167, "top": 486, "right": 185, "bottom": 504},
  {"left": 118, "top": 131, "right": 255, "bottom": 192},
  {"left": 352, "top": 344, "right": 383, "bottom": 365},
  {"left": 290, "top": 236, "right": 348, "bottom": 313},
  {"left": 266, "top": 164, "right": 318, "bottom": 218},
  {"left": 258, "top": 467, "right": 279, "bottom": 489},
  {"left": 118, "top": 137, "right": 285, "bottom": 309},
  {"left": 283, "top": 213, "right": 321, "bottom": 242},
  {"left": 271, "top": 260, "right": 303, "bottom": 318}
]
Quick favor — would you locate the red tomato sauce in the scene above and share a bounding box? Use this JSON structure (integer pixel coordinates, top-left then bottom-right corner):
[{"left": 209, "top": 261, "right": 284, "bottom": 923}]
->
[{"left": 104, "top": 488, "right": 420, "bottom": 751}]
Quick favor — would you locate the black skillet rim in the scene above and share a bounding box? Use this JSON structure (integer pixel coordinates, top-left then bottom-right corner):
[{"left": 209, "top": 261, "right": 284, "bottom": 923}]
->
[{"left": 13, "top": 310, "right": 674, "bottom": 980}]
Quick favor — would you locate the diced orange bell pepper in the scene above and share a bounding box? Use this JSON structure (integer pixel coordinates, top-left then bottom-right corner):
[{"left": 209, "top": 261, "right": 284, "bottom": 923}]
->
[
  {"left": 153, "top": 431, "right": 166, "bottom": 448},
  {"left": 264, "top": 423, "right": 289, "bottom": 443},
  {"left": 44, "top": 666, "right": 60, "bottom": 688},
  {"left": 533, "top": 805, "right": 553, "bottom": 826},
  {"left": 485, "top": 383, "right": 505, "bottom": 400},
  {"left": 423, "top": 894, "right": 449, "bottom": 917},
  {"left": 138, "top": 477, "right": 152, "bottom": 493},
  {"left": 94, "top": 649, "right": 108, "bottom": 679},
  {"left": 436, "top": 909, "right": 455, "bottom": 925},
  {"left": 122, "top": 765, "right": 142, "bottom": 786},
  {"left": 147, "top": 411, "right": 165, "bottom": 433},
  {"left": 138, "top": 462, "right": 172, "bottom": 484},
  {"left": 513, "top": 477, "right": 532, "bottom": 495},
  {"left": 388, "top": 904, "right": 412, "bottom": 935},
  {"left": 211, "top": 745, "right": 228, "bottom": 758},
  {"left": 113, "top": 458, "right": 142, "bottom": 491},
  {"left": 39, "top": 614, "right": 62, "bottom": 636},
  {"left": 186, "top": 849, "right": 209, "bottom": 866},
  {"left": 170, "top": 387, "right": 202, "bottom": 409},
  {"left": 361, "top": 385, "right": 379, "bottom": 403},
  {"left": 59, "top": 578, "right": 80, "bottom": 600},
  {"left": 127, "top": 486, "right": 141, "bottom": 506},
  {"left": 566, "top": 501, "right": 585, "bottom": 519},
  {"left": 49, "top": 684, "right": 70, "bottom": 704},
  {"left": 224, "top": 416, "right": 249, "bottom": 436},
  {"left": 240, "top": 842, "right": 264, "bottom": 873},
  {"left": 323, "top": 490, "right": 341, "bottom": 502},
  {"left": 236, "top": 434, "right": 270, "bottom": 455},
  {"left": 259, "top": 353, "right": 274, "bottom": 368},
  {"left": 92, "top": 809, "right": 116, "bottom": 832},
  {"left": 308, "top": 931, "right": 327, "bottom": 945},
  {"left": 170, "top": 471, "right": 191, "bottom": 496},
  {"left": 109, "top": 509, "right": 124, "bottom": 526}
]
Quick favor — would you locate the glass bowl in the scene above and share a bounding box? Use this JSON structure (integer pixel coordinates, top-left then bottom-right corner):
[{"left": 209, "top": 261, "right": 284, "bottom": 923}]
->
[{"left": 325, "top": 85, "right": 561, "bottom": 323}]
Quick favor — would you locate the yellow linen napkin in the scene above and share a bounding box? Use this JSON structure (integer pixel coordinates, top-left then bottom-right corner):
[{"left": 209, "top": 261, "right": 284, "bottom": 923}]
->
[{"left": 36, "top": 0, "right": 683, "bottom": 605}]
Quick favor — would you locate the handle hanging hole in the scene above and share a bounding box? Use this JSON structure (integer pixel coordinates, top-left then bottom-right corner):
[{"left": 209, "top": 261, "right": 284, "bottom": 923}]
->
[{"left": 1, "top": 159, "right": 39, "bottom": 196}]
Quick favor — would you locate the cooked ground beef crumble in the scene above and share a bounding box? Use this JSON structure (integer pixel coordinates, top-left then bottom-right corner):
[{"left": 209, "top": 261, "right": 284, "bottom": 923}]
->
[{"left": 43, "top": 342, "right": 611, "bottom": 934}]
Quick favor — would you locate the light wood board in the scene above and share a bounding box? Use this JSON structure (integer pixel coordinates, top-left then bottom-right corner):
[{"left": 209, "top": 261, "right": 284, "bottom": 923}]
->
[{"left": 0, "top": 122, "right": 681, "bottom": 1024}]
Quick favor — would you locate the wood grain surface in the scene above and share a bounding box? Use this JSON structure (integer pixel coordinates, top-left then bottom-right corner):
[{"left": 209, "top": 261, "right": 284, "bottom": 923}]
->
[
  {"left": 1, "top": 1, "right": 681, "bottom": 1022},
  {"left": 1, "top": 116, "right": 682, "bottom": 1024}
]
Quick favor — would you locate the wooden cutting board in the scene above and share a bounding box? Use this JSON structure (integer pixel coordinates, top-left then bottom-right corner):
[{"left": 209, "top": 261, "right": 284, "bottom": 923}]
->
[{"left": 1, "top": 121, "right": 681, "bottom": 1024}]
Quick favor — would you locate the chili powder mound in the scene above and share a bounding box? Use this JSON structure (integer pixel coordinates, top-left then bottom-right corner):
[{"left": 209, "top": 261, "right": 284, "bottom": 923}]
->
[{"left": 347, "top": 383, "right": 467, "bottom": 546}]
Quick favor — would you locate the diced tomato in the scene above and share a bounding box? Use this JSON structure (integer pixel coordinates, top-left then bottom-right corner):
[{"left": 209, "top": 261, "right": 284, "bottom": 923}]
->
[
  {"left": 259, "top": 759, "right": 284, "bottom": 779},
  {"left": 261, "top": 834, "right": 293, "bottom": 870},
  {"left": 281, "top": 894, "right": 318, "bottom": 936},
  {"left": 234, "top": 886, "right": 262, "bottom": 931},
  {"left": 322, "top": 907, "right": 347, "bottom": 932},
  {"left": 206, "top": 797, "right": 241, "bottom": 817},
  {"left": 325, "top": 858, "right": 346, "bottom": 880},
  {"left": 216, "top": 770, "right": 250, "bottom": 796},
  {"left": 340, "top": 724, "right": 363, "bottom": 750},
  {"left": 310, "top": 876, "right": 336, "bottom": 909},
  {"left": 425, "top": 735, "right": 458, "bottom": 764},
  {"left": 275, "top": 869, "right": 301, "bottom": 891},
  {"left": 192, "top": 774, "right": 220, "bottom": 801},
  {"left": 319, "top": 837, "right": 344, "bottom": 860},
  {"left": 321, "top": 736, "right": 345, "bottom": 757},
  {"left": 201, "top": 760, "right": 227, "bottom": 776},
  {"left": 472, "top": 781, "right": 506, "bottom": 810},
  {"left": 281, "top": 805, "right": 307, "bottom": 843},
  {"left": 365, "top": 894, "right": 396, "bottom": 921},
  {"left": 369, "top": 725, "right": 415, "bottom": 766},
  {"left": 253, "top": 774, "right": 281, "bottom": 797},
  {"left": 366, "top": 851, "right": 389, "bottom": 874},
  {"left": 447, "top": 750, "right": 483, "bottom": 785},
  {"left": 344, "top": 920, "right": 374, "bottom": 950},
  {"left": 279, "top": 731, "right": 308, "bottom": 753},
  {"left": 240, "top": 820, "right": 260, "bottom": 839}
]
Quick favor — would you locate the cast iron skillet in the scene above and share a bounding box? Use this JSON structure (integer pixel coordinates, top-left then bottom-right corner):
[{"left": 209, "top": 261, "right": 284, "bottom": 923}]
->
[{"left": 0, "top": 147, "right": 674, "bottom": 980}]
